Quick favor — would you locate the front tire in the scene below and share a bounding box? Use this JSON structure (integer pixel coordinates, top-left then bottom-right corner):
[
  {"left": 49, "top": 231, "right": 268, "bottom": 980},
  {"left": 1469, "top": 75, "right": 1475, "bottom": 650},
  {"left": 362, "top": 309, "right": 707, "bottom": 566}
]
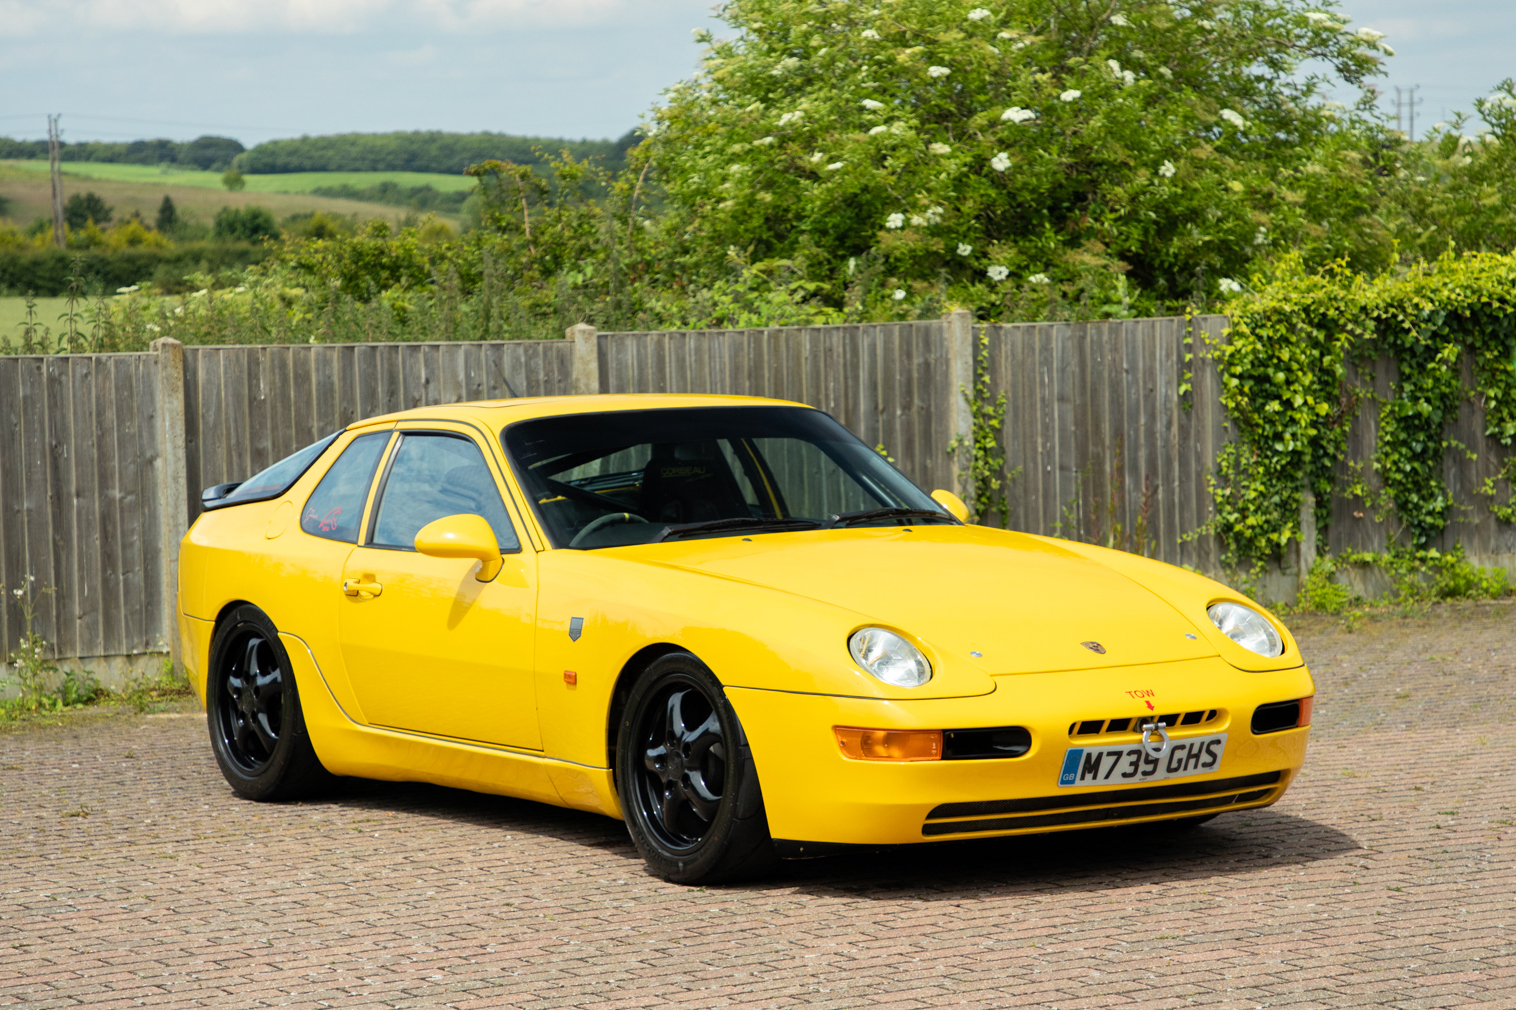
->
[
  {"left": 206, "top": 605, "right": 329, "bottom": 801},
  {"left": 615, "top": 652, "right": 776, "bottom": 884}
]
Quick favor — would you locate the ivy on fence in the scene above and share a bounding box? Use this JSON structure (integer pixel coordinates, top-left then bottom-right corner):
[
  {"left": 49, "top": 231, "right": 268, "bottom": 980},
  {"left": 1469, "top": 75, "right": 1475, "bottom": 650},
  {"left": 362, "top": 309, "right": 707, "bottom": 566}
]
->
[{"left": 1211, "top": 251, "right": 1516, "bottom": 569}]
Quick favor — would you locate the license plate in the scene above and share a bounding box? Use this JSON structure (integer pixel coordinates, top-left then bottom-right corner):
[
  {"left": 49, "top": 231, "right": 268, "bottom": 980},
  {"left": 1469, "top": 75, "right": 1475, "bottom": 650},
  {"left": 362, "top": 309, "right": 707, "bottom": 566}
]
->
[{"left": 1058, "top": 733, "right": 1227, "bottom": 788}]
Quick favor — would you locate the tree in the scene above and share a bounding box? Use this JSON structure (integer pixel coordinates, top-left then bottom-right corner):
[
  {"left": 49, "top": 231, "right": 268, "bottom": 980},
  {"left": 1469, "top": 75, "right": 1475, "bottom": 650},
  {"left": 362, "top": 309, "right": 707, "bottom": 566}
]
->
[
  {"left": 213, "top": 206, "right": 279, "bottom": 242},
  {"left": 647, "top": 0, "right": 1397, "bottom": 317},
  {"left": 221, "top": 169, "right": 246, "bottom": 192},
  {"left": 156, "top": 194, "right": 178, "bottom": 234},
  {"left": 1381, "top": 80, "right": 1516, "bottom": 261},
  {"left": 64, "top": 191, "right": 113, "bottom": 229},
  {"left": 181, "top": 135, "right": 246, "bottom": 171}
]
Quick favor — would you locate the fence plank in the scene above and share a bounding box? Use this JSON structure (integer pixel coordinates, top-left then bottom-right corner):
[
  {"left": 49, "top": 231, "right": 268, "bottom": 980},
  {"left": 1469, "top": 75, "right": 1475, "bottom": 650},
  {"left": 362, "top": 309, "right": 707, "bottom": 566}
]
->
[
  {"left": 42, "top": 357, "right": 75, "bottom": 656},
  {"left": 94, "top": 358, "right": 123, "bottom": 658},
  {"left": 0, "top": 358, "right": 21, "bottom": 653},
  {"left": 112, "top": 357, "right": 145, "bottom": 654}
]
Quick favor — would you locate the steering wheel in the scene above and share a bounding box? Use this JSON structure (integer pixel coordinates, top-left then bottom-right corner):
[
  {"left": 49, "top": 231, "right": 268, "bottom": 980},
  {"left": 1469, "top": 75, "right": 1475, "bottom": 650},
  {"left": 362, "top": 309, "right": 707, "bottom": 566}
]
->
[{"left": 569, "top": 511, "right": 650, "bottom": 548}]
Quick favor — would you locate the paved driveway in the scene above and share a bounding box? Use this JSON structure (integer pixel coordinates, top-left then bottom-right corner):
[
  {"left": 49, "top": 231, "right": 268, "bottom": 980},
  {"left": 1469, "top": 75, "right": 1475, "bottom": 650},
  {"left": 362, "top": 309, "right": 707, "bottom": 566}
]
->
[{"left": 2, "top": 603, "right": 1514, "bottom": 1009}]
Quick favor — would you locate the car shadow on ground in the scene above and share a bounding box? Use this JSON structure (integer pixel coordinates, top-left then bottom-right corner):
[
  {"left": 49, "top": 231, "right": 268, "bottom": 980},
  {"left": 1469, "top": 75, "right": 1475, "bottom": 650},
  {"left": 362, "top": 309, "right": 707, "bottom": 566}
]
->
[
  {"left": 305, "top": 774, "right": 639, "bottom": 850},
  {"left": 302, "top": 777, "right": 1358, "bottom": 898},
  {"left": 772, "top": 809, "right": 1361, "bottom": 899}
]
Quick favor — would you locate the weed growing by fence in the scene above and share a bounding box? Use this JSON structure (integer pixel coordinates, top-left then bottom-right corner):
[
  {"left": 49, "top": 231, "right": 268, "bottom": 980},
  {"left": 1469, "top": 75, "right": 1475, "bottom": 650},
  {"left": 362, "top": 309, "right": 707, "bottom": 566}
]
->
[
  {"left": 1, "top": 577, "right": 187, "bottom": 723},
  {"left": 1052, "top": 435, "right": 1157, "bottom": 556},
  {"left": 1284, "top": 546, "right": 1510, "bottom": 618},
  {"left": 948, "top": 325, "right": 1015, "bottom": 525}
]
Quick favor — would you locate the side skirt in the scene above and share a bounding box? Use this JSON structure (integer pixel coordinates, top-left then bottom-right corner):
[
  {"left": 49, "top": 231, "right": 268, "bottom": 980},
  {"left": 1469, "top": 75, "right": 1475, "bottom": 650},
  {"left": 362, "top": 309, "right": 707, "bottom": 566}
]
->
[{"left": 279, "top": 631, "right": 623, "bottom": 819}]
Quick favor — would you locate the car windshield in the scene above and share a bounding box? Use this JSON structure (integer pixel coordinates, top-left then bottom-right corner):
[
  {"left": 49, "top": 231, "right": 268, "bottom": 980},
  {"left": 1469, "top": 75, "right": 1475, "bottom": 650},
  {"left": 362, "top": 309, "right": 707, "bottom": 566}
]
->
[{"left": 503, "top": 406, "right": 952, "bottom": 549}]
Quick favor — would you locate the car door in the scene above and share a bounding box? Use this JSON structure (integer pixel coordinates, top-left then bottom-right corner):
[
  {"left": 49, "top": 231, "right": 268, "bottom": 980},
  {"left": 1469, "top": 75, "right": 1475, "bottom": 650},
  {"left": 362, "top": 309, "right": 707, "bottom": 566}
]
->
[{"left": 336, "top": 424, "right": 541, "bottom": 749}]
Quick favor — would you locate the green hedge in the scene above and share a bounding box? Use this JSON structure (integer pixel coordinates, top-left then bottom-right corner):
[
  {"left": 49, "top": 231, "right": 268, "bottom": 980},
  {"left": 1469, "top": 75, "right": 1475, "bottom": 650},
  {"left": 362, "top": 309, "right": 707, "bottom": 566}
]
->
[{"left": 0, "top": 244, "right": 272, "bottom": 296}]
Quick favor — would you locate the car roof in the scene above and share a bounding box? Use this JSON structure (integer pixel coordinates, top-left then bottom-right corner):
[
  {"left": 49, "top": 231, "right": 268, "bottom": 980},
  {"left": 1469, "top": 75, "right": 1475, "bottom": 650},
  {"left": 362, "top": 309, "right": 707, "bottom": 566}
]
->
[{"left": 346, "top": 393, "right": 815, "bottom": 431}]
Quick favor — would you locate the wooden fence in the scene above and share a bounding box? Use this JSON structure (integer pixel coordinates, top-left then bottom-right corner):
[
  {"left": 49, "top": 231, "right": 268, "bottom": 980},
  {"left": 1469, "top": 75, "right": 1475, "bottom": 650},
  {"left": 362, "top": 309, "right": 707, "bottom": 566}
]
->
[
  {"left": 183, "top": 340, "right": 573, "bottom": 504},
  {"left": 596, "top": 320, "right": 965, "bottom": 498},
  {"left": 0, "top": 351, "right": 168, "bottom": 671},
  {"left": 988, "top": 315, "right": 1231, "bottom": 574},
  {"left": 3, "top": 311, "right": 1514, "bottom": 681}
]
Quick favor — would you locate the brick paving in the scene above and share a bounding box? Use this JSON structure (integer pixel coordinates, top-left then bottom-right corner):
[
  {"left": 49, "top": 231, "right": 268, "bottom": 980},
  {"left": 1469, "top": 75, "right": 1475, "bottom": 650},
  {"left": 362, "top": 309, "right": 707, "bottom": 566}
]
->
[{"left": 2, "top": 601, "right": 1514, "bottom": 1008}]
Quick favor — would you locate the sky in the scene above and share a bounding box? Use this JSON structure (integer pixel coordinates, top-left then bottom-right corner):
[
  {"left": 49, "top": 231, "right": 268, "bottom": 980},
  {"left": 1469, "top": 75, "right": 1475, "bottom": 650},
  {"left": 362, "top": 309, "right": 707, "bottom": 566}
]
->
[
  {"left": 1339, "top": 0, "right": 1516, "bottom": 134},
  {"left": 0, "top": 0, "right": 1512, "bottom": 149}
]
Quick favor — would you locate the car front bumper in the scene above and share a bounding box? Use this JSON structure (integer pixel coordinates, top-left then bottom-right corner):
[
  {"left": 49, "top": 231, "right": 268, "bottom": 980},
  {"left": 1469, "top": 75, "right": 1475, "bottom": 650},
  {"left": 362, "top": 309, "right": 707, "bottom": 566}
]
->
[{"left": 726, "top": 657, "right": 1313, "bottom": 847}]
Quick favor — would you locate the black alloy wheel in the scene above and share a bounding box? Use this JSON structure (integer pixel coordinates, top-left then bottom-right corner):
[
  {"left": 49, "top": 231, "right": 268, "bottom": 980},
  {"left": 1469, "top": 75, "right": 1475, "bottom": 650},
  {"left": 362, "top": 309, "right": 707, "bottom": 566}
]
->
[
  {"left": 217, "top": 633, "right": 285, "bottom": 774},
  {"left": 616, "top": 653, "right": 776, "bottom": 884},
  {"left": 637, "top": 682, "right": 726, "bottom": 848},
  {"left": 206, "top": 605, "right": 329, "bottom": 801}
]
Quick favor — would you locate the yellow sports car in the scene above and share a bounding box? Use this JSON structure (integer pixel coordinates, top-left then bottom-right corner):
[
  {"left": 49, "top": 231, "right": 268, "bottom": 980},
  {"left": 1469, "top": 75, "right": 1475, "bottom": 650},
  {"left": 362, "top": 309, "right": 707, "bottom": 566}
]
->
[{"left": 179, "top": 395, "right": 1313, "bottom": 883}]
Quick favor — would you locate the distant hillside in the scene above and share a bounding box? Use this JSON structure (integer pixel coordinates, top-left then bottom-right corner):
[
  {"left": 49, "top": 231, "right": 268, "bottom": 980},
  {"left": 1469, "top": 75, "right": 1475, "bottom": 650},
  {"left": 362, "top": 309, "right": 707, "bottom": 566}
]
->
[
  {"left": 237, "top": 130, "right": 642, "bottom": 175},
  {"left": 0, "top": 129, "right": 643, "bottom": 177},
  {"left": 0, "top": 135, "right": 244, "bottom": 171}
]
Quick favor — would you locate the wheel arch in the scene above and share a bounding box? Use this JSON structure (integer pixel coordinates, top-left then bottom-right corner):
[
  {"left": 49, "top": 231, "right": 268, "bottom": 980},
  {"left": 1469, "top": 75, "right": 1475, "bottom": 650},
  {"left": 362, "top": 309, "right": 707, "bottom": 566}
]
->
[
  {"left": 207, "top": 599, "right": 260, "bottom": 661},
  {"left": 605, "top": 642, "right": 692, "bottom": 776}
]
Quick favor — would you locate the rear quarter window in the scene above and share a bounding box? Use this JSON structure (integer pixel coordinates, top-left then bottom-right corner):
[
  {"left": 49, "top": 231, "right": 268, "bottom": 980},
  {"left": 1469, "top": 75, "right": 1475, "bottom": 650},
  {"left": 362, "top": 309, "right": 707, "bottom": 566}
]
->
[{"left": 300, "top": 432, "right": 392, "bottom": 543}]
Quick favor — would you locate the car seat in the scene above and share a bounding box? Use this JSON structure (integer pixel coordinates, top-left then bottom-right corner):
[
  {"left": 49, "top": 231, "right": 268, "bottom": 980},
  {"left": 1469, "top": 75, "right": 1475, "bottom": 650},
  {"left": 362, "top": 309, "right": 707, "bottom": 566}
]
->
[{"left": 637, "top": 442, "right": 749, "bottom": 523}]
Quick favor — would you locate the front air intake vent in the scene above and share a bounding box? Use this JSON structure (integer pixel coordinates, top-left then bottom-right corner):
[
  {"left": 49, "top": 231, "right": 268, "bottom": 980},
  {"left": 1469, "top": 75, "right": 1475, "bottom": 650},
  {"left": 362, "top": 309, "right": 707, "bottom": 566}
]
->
[
  {"left": 942, "top": 726, "right": 1031, "bottom": 760},
  {"left": 1251, "top": 700, "right": 1302, "bottom": 735},
  {"left": 1069, "top": 710, "right": 1220, "bottom": 737}
]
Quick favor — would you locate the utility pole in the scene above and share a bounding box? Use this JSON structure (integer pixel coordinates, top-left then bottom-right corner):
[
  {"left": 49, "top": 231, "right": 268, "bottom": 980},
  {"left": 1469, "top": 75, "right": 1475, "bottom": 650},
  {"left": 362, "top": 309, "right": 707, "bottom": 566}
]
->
[
  {"left": 1394, "top": 86, "right": 1403, "bottom": 135},
  {"left": 1408, "top": 84, "right": 1422, "bottom": 141},
  {"left": 47, "top": 115, "right": 65, "bottom": 249}
]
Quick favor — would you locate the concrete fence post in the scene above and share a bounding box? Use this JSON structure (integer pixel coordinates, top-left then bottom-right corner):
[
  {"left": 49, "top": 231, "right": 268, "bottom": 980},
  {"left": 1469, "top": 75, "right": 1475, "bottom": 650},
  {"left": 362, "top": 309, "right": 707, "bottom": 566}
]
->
[
  {"left": 152, "top": 337, "right": 188, "bottom": 667},
  {"left": 945, "top": 309, "right": 975, "bottom": 494},
  {"left": 568, "top": 323, "right": 600, "bottom": 395},
  {"left": 1297, "top": 481, "right": 1318, "bottom": 597}
]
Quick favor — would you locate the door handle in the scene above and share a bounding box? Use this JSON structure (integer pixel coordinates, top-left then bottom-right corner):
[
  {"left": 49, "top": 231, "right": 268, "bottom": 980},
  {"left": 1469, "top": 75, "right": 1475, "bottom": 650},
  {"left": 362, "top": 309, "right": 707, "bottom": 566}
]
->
[{"left": 343, "top": 579, "right": 383, "bottom": 597}]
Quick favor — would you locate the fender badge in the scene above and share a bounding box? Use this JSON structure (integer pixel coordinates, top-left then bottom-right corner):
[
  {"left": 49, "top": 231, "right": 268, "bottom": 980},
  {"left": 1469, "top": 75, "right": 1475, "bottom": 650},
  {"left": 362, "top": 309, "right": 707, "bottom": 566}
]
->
[
  {"left": 569, "top": 616, "right": 584, "bottom": 642},
  {"left": 1081, "top": 641, "right": 1106, "bottom": 654}
]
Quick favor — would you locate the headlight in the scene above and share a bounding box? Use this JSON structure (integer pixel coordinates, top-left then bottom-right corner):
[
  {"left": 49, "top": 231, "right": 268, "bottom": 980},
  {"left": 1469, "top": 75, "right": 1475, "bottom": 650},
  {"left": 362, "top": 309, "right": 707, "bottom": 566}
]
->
[
  {"left": 1207, "top": 602, "right": 1284, "bottom": 658},
  {"left": 848, "top": 627, "right": 932, "bottom": 687}
]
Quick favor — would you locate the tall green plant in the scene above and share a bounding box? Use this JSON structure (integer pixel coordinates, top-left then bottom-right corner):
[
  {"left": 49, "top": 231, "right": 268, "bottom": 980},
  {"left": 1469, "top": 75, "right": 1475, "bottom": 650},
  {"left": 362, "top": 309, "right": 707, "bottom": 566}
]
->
[{"left": 949, "top": 325, "right": 1014, "bottom": 524}]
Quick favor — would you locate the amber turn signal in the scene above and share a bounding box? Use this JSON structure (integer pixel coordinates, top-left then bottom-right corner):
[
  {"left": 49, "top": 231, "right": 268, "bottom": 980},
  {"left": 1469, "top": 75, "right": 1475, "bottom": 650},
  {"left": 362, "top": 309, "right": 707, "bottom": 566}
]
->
[
  {"left": 834, "top": 726, "right": 943, "bottom": 762},
  {"left": 1297, "top": 695, "right": 1313, "bottom": 727}
]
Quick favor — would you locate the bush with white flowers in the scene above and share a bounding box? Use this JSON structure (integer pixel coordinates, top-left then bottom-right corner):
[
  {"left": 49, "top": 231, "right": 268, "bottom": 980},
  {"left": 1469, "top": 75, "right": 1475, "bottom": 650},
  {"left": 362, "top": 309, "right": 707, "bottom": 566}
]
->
[{"left": 644, "top": 0, "right": 1401, "bottom": 319}]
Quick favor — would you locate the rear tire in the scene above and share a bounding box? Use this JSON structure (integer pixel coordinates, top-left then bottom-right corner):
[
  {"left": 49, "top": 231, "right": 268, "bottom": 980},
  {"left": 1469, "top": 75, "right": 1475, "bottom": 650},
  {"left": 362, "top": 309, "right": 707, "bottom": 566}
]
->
[
  {"left": 615, "top": 652, "right": 777, "bottom": 884},
  {"left": 206, "top": 604, "right": 329, "bottom": 801}
]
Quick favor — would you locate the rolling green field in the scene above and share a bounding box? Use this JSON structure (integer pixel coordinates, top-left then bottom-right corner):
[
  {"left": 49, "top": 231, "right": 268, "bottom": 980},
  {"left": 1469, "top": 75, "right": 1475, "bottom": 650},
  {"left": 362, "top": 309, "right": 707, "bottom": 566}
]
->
[
  {"left": 0, "top": 164, "right": 458, "bottom": 231},
  {"left": 0, "top": 297, "right": 73, "bottom": 345},
  {"left": 0, "top": 160, "right": 475, "bottom": 193}
]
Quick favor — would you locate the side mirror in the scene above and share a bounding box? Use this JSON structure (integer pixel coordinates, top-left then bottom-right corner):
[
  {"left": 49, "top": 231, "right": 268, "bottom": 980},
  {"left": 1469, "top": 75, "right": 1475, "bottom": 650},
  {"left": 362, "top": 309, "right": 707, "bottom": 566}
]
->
[
  {"left": 930, "top": 489, "right": 970, "bottom": 524},
  {"left": 414, "top": 514, "right": 503, "bottom": 581}
]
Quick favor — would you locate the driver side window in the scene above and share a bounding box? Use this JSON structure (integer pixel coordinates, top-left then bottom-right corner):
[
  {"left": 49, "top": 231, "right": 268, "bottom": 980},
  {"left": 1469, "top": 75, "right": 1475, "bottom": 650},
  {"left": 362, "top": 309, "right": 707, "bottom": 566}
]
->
[{"left": 369, "top": 433, "right": 520, "bottom": 552}]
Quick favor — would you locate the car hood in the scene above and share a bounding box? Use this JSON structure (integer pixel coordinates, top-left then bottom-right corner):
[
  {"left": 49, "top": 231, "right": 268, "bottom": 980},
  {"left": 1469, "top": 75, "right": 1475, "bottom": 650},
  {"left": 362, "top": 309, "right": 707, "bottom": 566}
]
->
[{"left": 621, "top": 525, "right": 1219, "bottom": 676}]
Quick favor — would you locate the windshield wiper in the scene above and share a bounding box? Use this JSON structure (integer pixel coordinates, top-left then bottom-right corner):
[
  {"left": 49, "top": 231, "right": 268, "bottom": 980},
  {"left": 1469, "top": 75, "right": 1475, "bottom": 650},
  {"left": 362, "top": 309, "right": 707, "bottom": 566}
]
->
[
  {"left": 823, "top": 508, "right": 958, "bottom": 529},
  {"left": 654, "top": 517, "right": 823, "bottom": 542}
]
